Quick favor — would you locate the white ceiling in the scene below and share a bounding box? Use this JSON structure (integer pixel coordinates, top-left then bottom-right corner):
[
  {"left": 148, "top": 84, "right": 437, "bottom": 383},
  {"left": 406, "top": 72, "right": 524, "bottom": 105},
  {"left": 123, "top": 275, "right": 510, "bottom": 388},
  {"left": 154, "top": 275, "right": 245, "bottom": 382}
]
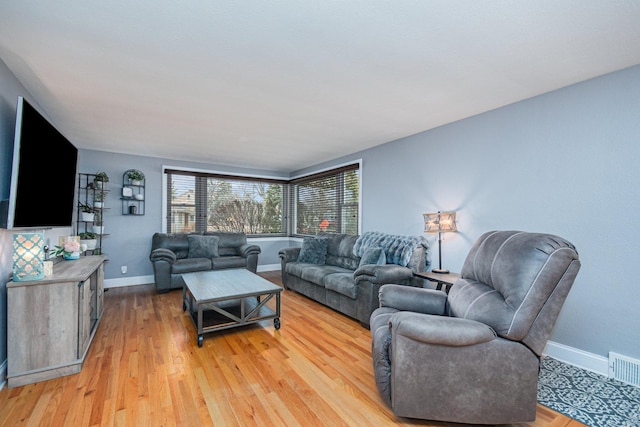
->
[{"left": 1, "top": 1, "right": 639, "bottom": 173}]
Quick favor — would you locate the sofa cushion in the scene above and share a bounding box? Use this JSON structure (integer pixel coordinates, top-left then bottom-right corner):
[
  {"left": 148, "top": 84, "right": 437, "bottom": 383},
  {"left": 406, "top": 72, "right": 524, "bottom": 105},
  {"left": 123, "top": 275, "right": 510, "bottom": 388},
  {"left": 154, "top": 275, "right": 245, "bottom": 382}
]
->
[
  {"left": 287, "top": 263, "right": 351, "bottom": 286},
  {"left": 211, "top": 256, "right": 248, "bottom": 270},
  {"left": 206, "top": 232, "right": 247, "bottom": 256},
  {"left": 319, "top": 233, "right": 360, "bottom": 269},
  {"left": 171, "top": 258, "right": 212, "bottom": 274},
  {"left": 298, "top": 237, "right": 329, "bottom": 264},
  {"left": 285, "top": 262, "right": 314, "bottom": 278},
  {"left": 152, "top": 232, "right": 193, "bottom": 259},
  {"left": 301, "top": 264, "right": 352, "bottom": 286},
  {"left": 359, "top": 247, "right": 386, "bottom": 267},
  {"left": 324, "top": 272, "right": 358, "bottom": 299},
  {"left": 187, "top": 235, "right": 220, "bottom": 259}
]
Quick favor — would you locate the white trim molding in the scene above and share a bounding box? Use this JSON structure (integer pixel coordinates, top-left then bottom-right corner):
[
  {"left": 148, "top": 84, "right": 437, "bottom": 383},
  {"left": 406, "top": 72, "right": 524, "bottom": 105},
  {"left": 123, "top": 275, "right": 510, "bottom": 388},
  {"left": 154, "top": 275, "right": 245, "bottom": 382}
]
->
[
  {"left": 257, "top": 264, "right": 280, "bottom": 272},
  {"left": 105, "top": 275, "right": 155, "bottom": 289},
  {"left": 543, "top": 340, "right": 609, "bottom": 376}
]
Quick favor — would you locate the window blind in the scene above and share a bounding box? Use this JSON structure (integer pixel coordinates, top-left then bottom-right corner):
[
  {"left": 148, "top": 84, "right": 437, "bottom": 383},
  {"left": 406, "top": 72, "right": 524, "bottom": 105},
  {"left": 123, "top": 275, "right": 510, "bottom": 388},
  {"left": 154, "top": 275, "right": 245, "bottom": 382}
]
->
[
  {"left": 164, "top": 163, "right": 359, "bottom": 236},
  {"left": 165, "top": 170, "right": 285, "bottom": 235},
  {"left": 291, "top": 164, "right": 359, "bottom": 236}
]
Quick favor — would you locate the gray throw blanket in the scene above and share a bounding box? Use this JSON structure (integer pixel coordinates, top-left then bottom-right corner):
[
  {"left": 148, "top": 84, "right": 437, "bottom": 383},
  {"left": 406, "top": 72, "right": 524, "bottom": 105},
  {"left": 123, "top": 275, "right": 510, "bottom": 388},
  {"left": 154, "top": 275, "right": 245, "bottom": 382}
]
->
[{"left": 353, "top": 231, "right": 429, "bottom": 267}]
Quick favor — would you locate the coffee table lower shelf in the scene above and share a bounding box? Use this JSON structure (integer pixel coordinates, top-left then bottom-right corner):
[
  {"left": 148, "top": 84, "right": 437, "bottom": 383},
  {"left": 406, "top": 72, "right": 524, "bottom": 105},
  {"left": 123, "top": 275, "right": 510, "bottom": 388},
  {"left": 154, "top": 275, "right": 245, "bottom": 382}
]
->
[{"left": 184, "top": 294, "right": 281, "bottom": 347}]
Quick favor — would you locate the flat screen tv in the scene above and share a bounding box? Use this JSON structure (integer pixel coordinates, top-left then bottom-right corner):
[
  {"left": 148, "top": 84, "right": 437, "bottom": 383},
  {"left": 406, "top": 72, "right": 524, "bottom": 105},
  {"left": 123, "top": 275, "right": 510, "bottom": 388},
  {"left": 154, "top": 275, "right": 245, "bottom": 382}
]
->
[{"left": 1, "top": 96, "right": 78, "bottom": 229}]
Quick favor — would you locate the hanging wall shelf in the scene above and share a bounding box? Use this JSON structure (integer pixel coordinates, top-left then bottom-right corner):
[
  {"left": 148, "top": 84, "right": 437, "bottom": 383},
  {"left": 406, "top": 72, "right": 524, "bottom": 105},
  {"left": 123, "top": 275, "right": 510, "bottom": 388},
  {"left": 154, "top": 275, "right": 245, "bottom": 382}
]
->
[{"left": 122, "top": 169, "right": 145, "bottom": 215}]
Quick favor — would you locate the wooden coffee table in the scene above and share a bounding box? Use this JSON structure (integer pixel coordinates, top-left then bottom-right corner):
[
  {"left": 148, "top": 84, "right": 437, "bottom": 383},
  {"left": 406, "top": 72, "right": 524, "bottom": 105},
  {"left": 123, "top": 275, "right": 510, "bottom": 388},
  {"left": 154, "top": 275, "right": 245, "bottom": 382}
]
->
[{"left": 182, "top": 269, "right": 282, "bottom": 347}]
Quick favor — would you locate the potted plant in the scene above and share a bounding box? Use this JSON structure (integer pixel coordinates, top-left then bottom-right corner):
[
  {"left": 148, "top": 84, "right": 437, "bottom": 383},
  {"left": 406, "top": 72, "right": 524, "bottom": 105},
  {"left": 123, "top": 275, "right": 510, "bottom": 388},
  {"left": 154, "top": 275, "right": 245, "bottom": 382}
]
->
[
  {"left": 79, "top": 231, "right": 98, "bottom": 250},
  {"left": 49, "top": 238, "right": 81, "bottom": 260},
  {"left": 127, "top": 169, "right": 145, "bottom": 185},
  {"left": 78, "top": 203, "right": 95, "bottom": 222},
  {"left": 92, "top": 211, "right": 105, "bottom": 235},
  {"left": 94, "top": 171, "right": 109, "bottom": 189},
  {"left": 94, "top": 191, "right": 106, "bottom": 208}
]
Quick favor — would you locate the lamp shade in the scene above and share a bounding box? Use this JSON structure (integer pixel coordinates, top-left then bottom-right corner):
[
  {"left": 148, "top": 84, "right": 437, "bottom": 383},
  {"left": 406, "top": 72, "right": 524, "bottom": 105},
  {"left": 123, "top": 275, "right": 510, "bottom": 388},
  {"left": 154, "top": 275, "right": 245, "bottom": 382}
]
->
[
  {"left": 423, "top": 211, "right": 457, "bottom": 233},
  {"left": 12, "top": 232, "right": 45, "bottom": 282}
]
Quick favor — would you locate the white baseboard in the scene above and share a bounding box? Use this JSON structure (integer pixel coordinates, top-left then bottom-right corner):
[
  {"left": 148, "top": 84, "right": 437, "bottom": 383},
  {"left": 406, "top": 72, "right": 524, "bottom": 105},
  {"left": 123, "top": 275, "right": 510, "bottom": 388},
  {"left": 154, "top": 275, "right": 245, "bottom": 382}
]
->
[
  {"left": 543, "top": 340, "right": 609, "bottom": 376},
  {"left": 257, "top": 263, "right": 280, "bottom": 272},
  {"left": 104, "top": 275, "right": 154, "bottom": 288}
]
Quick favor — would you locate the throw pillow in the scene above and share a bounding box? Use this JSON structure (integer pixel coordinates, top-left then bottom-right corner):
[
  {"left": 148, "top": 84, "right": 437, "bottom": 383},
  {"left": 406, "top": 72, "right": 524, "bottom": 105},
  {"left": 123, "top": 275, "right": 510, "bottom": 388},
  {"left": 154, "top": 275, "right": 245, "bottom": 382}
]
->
[
  {"left": 187, "top": 235, "right": 220, "bottom": 258},
  {"left": 297, "top": 237, "right": 329, "bottom": 264},
  {"left": 359, "top": 246, "right": 386, "bottom": 267}
]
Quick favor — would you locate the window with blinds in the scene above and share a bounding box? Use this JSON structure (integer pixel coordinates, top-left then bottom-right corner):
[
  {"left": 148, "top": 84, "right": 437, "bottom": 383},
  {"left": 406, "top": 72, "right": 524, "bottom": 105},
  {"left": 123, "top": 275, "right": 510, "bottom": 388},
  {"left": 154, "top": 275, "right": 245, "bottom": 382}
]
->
[
  {"left": 290, "top": 164, "right": 360, "bottom": 236},
  {"left": 165, "top": 170, "right": 285, "bottom": 235},
  {"left": 164, "top": 163, "right": 359, "bottom": 236}
]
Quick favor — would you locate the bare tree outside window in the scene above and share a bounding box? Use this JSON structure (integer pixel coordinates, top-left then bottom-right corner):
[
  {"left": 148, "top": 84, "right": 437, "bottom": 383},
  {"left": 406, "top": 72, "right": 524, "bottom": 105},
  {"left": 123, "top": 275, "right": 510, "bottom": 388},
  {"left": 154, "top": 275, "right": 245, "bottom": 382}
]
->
[
  {"left": 166, "top": 171, "right": 284, "bottom": 235},
  {"left": 207, "top": 179, "right": 283, "bottom": 234}
]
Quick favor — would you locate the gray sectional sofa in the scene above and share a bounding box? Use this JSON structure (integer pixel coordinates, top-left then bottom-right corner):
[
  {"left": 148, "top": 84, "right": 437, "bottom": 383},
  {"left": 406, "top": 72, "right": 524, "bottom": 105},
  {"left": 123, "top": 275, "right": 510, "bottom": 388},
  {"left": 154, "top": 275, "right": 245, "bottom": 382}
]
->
[
  {"left": 149, "top": 231, "right": 261, "bottom": 293},
  {"left": 279, "top": 232, "right": 429, "bottom": 326}
]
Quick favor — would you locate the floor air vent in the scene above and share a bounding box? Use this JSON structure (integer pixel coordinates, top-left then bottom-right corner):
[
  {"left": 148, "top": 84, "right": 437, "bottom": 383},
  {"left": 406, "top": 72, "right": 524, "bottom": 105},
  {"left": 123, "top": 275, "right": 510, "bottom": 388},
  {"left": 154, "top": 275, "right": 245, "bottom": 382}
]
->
[{"left": 608, "top": 352, "right": 640, "bottom": 388}]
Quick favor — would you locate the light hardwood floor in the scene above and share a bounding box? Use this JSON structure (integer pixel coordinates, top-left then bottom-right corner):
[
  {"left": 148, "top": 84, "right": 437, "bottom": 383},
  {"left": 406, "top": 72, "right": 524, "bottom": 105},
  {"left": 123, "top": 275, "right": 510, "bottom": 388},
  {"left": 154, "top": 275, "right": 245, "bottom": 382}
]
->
[{"left": 0, "top": 271, "right": 585, "bottom": 427}]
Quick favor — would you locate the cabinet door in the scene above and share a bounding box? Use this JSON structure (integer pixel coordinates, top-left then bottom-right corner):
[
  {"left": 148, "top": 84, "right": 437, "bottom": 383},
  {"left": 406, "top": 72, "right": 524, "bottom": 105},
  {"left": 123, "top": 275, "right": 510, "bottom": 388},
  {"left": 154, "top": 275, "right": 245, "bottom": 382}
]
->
[
  {"left": 8, "top": 281, "right": 79, "bottom": 375},
  {"left": 78, "top": 279, "right": 92, "bottom": 357},
  {"left": 95, "top": 264, "right": 104, "bottom": 320}
]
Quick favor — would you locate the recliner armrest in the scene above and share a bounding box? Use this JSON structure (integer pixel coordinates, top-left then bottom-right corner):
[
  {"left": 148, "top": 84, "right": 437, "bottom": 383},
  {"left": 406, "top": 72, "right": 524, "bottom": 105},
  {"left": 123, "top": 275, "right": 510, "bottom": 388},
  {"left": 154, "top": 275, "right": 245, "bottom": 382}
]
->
[
  {"left": 239, "top": 243, "right": 261, "bottom": 257},
  {"left": 149, "top": 248, "right": 177, "bottom": 264},
  {"left": 354, "top": 264, "right": 413, "bottom": 284},
  {"left": 378, "top": 284, "right": 447, "bottom": 315},
  {"left": 392, "top": 312, "right": 497, "bottom": 346}
]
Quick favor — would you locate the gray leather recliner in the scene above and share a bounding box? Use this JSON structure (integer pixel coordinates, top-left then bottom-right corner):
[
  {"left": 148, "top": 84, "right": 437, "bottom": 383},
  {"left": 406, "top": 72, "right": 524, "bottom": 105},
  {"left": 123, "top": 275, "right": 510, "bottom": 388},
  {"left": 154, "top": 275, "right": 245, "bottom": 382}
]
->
[{"left": 370, "top": 230, "right": 581, "bottom": 424}]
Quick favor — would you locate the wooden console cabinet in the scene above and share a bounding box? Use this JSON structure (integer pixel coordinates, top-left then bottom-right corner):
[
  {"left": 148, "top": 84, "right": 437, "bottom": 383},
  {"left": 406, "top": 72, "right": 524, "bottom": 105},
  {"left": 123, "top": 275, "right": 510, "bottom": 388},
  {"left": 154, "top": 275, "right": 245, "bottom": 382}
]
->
[{"left": 7, "top": 255, "right": 107, "bottom": 388}]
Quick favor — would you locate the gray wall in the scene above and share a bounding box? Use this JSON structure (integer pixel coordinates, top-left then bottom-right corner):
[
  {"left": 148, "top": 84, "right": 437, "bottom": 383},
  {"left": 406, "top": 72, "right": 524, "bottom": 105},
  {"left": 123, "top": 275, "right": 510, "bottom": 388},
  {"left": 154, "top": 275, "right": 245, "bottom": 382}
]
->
[
  {"left": 78, "top": 151, "right": 291, "bottom": 280},
  {"left": 296, "top": 65, "right": 640, "bottom": 361},
  {"left": 2, "top": 57, "right": 639, "bottom": 376}
]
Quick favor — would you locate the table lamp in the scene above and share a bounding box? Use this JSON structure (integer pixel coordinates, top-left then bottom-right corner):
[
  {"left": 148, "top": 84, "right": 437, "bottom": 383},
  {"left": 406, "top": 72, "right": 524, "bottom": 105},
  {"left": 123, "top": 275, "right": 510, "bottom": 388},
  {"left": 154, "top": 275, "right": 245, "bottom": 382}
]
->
[
  {"left": 12, "top": 232, "right": 45, "bottom": 282},
  {"left": 423, "top": 211, "right": 457, "bottom": 274}
]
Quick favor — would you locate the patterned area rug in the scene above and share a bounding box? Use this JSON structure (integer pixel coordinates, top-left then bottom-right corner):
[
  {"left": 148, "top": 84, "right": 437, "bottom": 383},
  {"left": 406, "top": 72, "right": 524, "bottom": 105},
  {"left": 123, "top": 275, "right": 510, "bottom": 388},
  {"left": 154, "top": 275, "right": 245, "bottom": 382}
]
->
[{"left": 538, "top": 357, "right": 640, "bottom": 427}]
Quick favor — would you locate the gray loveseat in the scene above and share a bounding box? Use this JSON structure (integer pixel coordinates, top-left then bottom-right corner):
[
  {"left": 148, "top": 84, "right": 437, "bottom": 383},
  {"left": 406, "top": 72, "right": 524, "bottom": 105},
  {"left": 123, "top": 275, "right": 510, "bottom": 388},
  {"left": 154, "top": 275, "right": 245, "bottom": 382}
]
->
[
  {"left": 149, "top": 231, "right": 261, "bottom": 293},
  {"left": 279, "top": 232, "right": 429, "bottom": 326}
]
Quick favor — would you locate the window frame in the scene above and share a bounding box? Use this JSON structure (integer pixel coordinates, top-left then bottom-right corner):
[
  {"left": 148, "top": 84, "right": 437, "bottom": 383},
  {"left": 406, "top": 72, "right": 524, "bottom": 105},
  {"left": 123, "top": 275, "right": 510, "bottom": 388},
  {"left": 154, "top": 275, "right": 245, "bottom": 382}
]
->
[{"left": 161, "top": 160, "right": 362, "bottom": 237}]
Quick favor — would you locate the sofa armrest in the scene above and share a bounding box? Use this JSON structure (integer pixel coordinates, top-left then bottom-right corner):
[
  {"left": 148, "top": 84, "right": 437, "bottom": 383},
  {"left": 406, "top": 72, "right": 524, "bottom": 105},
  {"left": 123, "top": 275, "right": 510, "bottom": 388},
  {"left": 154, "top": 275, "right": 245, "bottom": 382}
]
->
[
  {"left": 149, "top": 248, "right": 177, "bottom": 264},
  {"left": 239, "top": 243, "right": 261, "bottom": 257},
  {"left": 354, "top": 264, "right": 413, "bottom": 284},
  {"left": 391, "top": 311, "right": 496, "bottom": 347},
  {"left": 279, "top": 247, "right": 301, "bottom": 263},
  {"left": 378, "top": 284, "right": 447, "bottom": 315}
]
